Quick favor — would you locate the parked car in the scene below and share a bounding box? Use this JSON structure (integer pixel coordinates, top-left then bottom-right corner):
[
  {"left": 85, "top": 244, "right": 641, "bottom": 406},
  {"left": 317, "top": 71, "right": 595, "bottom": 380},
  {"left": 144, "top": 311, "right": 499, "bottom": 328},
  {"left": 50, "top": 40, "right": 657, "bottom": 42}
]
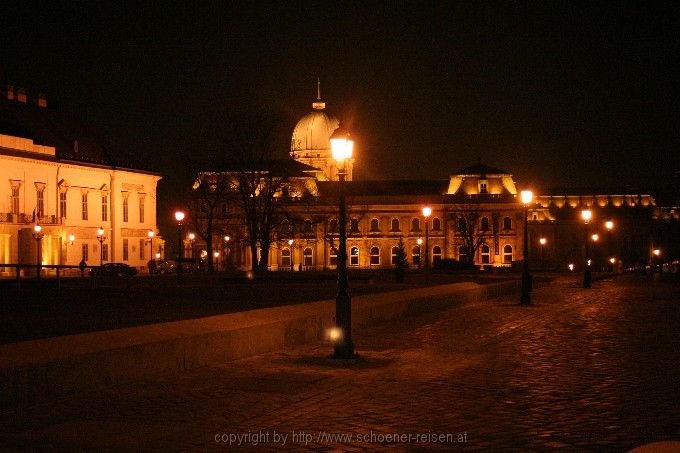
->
[
  {"left": 157, "top": 260, "right": 177, "bottom": 274},
  {"left": 90, "top": 263, "right": 138, "bottom": 277}
]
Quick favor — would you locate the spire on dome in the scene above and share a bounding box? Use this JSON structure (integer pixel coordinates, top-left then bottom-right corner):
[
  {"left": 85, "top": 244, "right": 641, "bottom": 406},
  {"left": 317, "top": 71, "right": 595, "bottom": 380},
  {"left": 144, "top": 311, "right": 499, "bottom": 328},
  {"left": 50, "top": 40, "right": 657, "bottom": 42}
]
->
[{"left": 312, "top": 78, "right": 325, "bottom": 110}]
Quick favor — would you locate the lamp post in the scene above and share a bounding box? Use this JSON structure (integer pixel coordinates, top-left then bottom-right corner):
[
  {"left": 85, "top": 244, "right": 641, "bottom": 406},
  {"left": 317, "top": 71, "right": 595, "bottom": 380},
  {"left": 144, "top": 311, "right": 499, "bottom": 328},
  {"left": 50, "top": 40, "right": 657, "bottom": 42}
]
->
[
  {"left": 288, "top": 239, "right": 294, "bottom": 271},
  {"left": 422, "top": 206, "right": 432, "bottom": 283},
  {"left": 96, "top": 227, "right": 106, "bottom": 267},
  {"left": 417, "top": 238, "right": 423, "bottom": 270},
  {"left": 224, "top": 235, "right": 230, "bottom": 270},
  {"left": 214, "top": 251, "right": 220, "bottom": 271},
  {"left": 520, "top": 190, "right": 533, "bottom": 305},
  {"left": 33, "top": 224, "right": 44, "bottom": 279},
  {"left": 539, "top": 237, "right": 546, "bottom": 269},
  {"left": 581, "top": 209, "right": 592, "bottom": 288},
  {"left": 605, "top": 220, "right": 614, "bottom": 271},
  {"left": 175, "top": 211, "right": 185, "bottom": 283},
  {"left": 148, "top": 230, "right": 155, "bottom": 262},
  {"left": 188, "top": 233, "right": 196, "bottom": 268},
  {"left": 330, "top": 127, "right": 355, "bottom": 359}
]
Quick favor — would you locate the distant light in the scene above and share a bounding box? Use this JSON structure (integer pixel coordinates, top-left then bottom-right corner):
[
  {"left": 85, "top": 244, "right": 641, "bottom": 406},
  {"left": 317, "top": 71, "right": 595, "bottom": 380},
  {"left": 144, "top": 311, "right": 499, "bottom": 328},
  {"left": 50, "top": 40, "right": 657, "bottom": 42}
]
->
[
  {"left": 34, "top": 224, "right": 42, "bottom": 233},
  {"left": 422, "top": 206, "right": 432, "bottom": 217},
  {"left": 417, "top": 238, "right": 423, "bottom": 245},
  {"left": 246, "top": 271, "right": 254, "bottom": 280},
  {"left": 568, "top": 263, "right": 574, "bottom": 271},
  {"left": 581, "top": 210, "right": 592, "bottom": 223},
  {"left": 155, "top": 252, "right": 161, "bottom": 259},
  {"left": 591, "top": 234, "right": 599, "bottom": 242},
  {"left": 610, "top": 257, "right": 616, "bottom": 264},
  {"left": 587, "top": 259, "right": 591, "bottom": 266},
  {"left": 147, "top": 230, "right": 155, "bottom": 238},
  {"left": 175, "top": 211, "right": 185, "bottom": 222},
  {"left": 97, "top": 227, "right": 105, "bottom": 236},
  {"left": 327, "top": 327, "right": 343, "bottom": 343},
  {"left": 539, "top": 237, "right": 547, "bottom": 245},
  {"left": 653, "top": 249, "right": 661, "bottom": 256},
  {"left": 224, "top": 235, "right": 230, "bottom": 242},
  {"left": 605, "top": 220, "right": 614, "bottom": 230},
  {"left": 188, "top": 233, "right": 195, "bottom": 241},
  {"left": 68, "top": 234, "right": 75, "bottom": 242},
  {"left": 200, "top": 250, "right": 208, "bottom": 258},
  {"left": 214, "top": 251, "right": 220, "bottom": 257},
  {"left": 288, "top": 239, "right": 294, "bottom": 246},
  {"left": 520, "top": 190, "right": 533, "bottom": 205}
]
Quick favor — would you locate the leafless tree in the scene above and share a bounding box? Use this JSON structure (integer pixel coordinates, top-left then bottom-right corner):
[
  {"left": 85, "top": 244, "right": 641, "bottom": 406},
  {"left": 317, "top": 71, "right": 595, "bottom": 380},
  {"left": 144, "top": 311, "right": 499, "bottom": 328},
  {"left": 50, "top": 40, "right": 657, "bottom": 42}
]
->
[{"left": 451, "top": 208, "right": 487, "bottom": 266}]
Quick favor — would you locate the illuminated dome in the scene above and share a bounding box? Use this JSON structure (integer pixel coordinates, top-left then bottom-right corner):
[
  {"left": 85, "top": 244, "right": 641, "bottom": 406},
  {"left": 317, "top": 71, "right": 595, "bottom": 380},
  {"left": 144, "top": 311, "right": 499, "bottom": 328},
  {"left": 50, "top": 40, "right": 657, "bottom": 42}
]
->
[{"left": 291, "top": 110, "right": 339, "bottom": 152}]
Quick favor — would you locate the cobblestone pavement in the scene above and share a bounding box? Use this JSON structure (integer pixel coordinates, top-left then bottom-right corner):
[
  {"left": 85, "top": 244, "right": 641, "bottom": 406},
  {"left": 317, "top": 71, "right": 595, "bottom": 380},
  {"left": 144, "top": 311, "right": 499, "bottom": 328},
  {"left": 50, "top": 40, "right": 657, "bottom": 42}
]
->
[{"left": 1, "top": 275, "right": 678, "bottom": 451}]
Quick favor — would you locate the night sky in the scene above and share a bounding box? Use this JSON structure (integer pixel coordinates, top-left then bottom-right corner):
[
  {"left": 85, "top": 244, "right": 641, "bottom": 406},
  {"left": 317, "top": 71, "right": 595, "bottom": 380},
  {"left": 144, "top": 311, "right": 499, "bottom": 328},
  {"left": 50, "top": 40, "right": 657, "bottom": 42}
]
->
[{"left": 2, "top": 2, "right": 679, "bottom": 197}]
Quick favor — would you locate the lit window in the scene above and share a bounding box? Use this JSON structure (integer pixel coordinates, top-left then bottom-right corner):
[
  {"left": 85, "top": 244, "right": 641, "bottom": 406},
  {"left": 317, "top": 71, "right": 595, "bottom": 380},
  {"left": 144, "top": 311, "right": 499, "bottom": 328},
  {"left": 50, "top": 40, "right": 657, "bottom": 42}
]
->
[
  {"left": 480, "top": 182, "right": 488, "bottom": 193},
  {"left": 350, "top": 247, "right": 359, "bottom": 266},
  {"left": 303, "top": 247, "right": 313, "bottom": 266},
  {"left": 458, "top": 245, "right": 468, "bottom": 262},
  {"left": 101, "top": 194, "right": 108, "bottom": 221},
  {"left": 60, "top": 192, "right": 67, "bottom": 218},
  {"left": 481, "top": 244, "right": 490, "bottom": 264},
  {"left": 412, "top": 245, "right": 421, "bottom": 265},
  {"left": 370, "top": 246, "right": 380, "bottom": 265},
  {"left": 432, "top": 246, "right": 442, "bottom": 262},
  {"left": 281, "top": 248, "right": 291, "bottom": 267},
  {"left": 391, "top": 246, "right": 400, "bottom": 265},
  {"left": 330, "top": 248, "right": 337, "bottom": 266},
  {"left": 503, "top": 245, "right": 513, "bottom": 263},
  {"left": 81, "top": 193, "right": 88, "bottom": 220}
]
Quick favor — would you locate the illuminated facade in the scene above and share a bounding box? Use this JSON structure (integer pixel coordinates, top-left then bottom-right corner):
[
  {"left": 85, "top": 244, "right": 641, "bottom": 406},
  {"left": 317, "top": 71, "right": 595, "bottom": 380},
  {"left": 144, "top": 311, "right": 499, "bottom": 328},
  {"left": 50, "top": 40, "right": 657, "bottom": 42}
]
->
[{"left": 0, "top": 88, "right": 162, "bottom": 274}]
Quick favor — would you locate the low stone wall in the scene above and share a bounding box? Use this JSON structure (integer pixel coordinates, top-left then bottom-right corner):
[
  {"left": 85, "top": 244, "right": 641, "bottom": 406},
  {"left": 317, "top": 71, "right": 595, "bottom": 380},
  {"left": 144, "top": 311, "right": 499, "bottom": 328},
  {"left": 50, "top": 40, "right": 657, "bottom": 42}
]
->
[{"left": 0, "top": 280, "right": 520, "bottom": 405}]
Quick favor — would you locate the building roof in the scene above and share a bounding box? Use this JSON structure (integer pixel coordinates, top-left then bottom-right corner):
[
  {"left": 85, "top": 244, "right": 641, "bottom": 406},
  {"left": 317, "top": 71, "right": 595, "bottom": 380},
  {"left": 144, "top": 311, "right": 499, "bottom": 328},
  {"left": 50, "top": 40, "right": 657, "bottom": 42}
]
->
[
  {"left": 453, "top": 163, "right": 510, "bottom": 176},
  {"left": 0, "top": 95, "right": 158, "bottom": 173},
  {"left": 317, "top": 180, "right": 450, "bottom": 197},
  {"left": 210, "top": 159, "right": 323, "bottom": 178}
]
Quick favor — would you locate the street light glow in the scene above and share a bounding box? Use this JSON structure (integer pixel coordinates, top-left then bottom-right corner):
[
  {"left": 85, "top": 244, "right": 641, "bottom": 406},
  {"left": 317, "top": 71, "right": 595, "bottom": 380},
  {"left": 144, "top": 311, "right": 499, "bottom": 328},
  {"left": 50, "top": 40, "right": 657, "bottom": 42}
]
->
[
  {"left": 417, "top": 238, "right": 423, "bottom": 245},
  {"left": 288, "top": 239, "right": 293, "bottom": 246},
  {"left": 148, "top": 230, "right": 155, "bottom": 238},
  {"left": 175, "top": 211, "right": 185, "bottom": 222},
  {"left": 520, "top": 190, "right": 533, "bottom": 205},
  {"left": 330, "top": 129, "right": 354, "bottom": 161},
  {"left": 422, "top": 206, "right": 432, "bottom": 217},
  {"left": 68, "top": 234, "right": 75, "bottom": 243},
  {"left": 653, "top": 249, "right": 661, "bottom": 256},
  {"left": 188, "top": 233, "right": 195, "bottom": 240},
  {"left": 592, "top": 234, "right": 599, "bottom": 242},
  {"left": 581, "top": 209, "right": 592, "bottom": 223},
  {"left": 327, "top": 327, "right": 343, "bottom": 343},
  {"left": 97, "top": 227, "right": 105, "bottom": 236},
  {"left": 224, "top": 235, "right": 230, "bottom": 242},
  {"left": 569, "top": 263, "right": 574, "bottom": 271},
  {"left": 34, "top": 224, "right": 42, "bottom": 233},
  {"left": 610, "top": 257, "right": 616, "bottom": 264},
  {"left": 539, "top": 237, "right": 547, "bottom": 245},
  {"left": 605, "top": 220, "right": 614, "bottom": 230}
]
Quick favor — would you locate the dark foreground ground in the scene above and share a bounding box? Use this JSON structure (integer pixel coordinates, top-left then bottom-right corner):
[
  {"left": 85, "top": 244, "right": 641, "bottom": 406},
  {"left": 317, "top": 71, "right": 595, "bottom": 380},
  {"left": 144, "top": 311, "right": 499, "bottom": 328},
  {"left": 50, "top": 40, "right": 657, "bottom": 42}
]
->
[
  {"left": 0, "top": 274, "right": 678, "bottom": 450},
  {"left": 0, "top": 270, "right": 516, "bottom": 344}
]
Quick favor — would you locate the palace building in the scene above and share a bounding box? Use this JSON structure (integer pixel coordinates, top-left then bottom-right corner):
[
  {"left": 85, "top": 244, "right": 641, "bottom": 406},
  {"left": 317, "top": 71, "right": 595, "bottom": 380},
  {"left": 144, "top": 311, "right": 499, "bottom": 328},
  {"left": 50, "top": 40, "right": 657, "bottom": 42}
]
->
[
  {"left": 196, "top": 90, "right": 677, "bottom": 272},
  {"left": 0, "top": 87, "right": 162, "bottom": 274}
]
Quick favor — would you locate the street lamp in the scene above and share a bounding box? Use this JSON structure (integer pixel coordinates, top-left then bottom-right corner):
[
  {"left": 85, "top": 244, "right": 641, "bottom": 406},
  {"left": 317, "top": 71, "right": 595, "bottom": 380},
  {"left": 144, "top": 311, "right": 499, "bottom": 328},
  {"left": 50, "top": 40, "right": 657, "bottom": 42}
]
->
[
  {"left": 188, "top": 233, "right": 196, "bottom": 265},
  {"left": 330, "top": 127, "right": 355, "bottom": 359},
  {"left": 422, "top": 206, "right": 432, "bottom": 282},
  {"left": 520, "top": 190, "right": 533, "bottom": 305},
  {"left": 175, "top": 211, "right": 185, "bottom": 283},
  {"left": 288, "top": 239, "right": 294, "bottom": 271},
  {"left": 33, "top": 224, "right": 44, "bottom": 279},
  {"left": 96, "top": 226, "right": 106, "bottom": 267},
  {"left": 417, "top": 238, "right": 423, "bottom": 269},
  {"left": 65, "top": 233, "right": 75, "bottom": 265},
  {"left": 224, "top": 235, "right": 231, "bottom": 270},
  {"left": 214, "top": 251, "right": 220, "bottom": 271},
  {"left": 581, "top": 209, "right": 592, "bottom": 288},
  {"left": 539, "top": 237, "right": 547, "bottom": 269},
  {"left": 148, "top": 230, "right": 155, "bottom": 262}
]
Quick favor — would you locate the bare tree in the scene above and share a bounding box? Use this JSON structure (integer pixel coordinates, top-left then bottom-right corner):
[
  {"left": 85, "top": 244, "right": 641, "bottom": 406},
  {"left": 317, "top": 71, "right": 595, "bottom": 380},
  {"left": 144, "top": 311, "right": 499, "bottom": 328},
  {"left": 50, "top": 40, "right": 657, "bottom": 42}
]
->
[{"left": 451, "top": 209, "right": 487, "bottom": 266}]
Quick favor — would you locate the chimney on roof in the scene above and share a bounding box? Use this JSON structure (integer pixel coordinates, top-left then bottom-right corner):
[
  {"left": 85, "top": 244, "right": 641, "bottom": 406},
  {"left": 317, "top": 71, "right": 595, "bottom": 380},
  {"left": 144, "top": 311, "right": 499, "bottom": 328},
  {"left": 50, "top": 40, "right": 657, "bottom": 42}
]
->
[
  {"left": 36, "top": 93, "right": 47, "bottom": 108},
  {"left": 6, "top": 85, "right": 14, "bottom": 100},
  {"left": 17, "top": 88, "right": 27, "bottom": 103}
]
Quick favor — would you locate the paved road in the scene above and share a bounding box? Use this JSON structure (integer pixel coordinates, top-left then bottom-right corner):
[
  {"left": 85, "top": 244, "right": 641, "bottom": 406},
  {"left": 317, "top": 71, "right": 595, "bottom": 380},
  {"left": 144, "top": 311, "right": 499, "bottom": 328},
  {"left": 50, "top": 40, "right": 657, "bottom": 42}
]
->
[{"left": 1, "top": 274, "right": 678, "bottom": 451}]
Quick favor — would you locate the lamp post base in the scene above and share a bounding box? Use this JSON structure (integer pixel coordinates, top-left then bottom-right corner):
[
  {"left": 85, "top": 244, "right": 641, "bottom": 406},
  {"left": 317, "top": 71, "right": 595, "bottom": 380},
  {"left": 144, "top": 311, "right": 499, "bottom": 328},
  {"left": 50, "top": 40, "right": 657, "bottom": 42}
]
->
[{"left": 332, "top": 341, "right": 357, "bottom": 360}]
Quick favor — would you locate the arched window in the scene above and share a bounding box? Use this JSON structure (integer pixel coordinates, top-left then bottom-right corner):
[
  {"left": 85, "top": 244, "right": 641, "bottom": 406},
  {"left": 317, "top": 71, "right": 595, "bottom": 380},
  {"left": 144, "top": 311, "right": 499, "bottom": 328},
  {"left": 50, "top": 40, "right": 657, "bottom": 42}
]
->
[
  {"left": 481, "top": 217, "right": 490, "bottom": 231},
  {"left": 411, "top": 218, "right": 421, "bottom": 232},
  {"left": 412, "top": 245, "right": 421, "bottom": 265},
  {"left": 350, "top": 246, "right": 359, "bottom": 266},
  {"left": 432, "top": 217, "right": 441, "bottom": 231},
  {"left": 432, "top": 246, "right": 442, "bottom": 263},
  {"left": 329, "top": 218, "right": 338, "bottom": 233},
  {"left": 480, "top": 244, "right": 490, "bottom": 264},
  {"left": 391, "top": 246, "right": 400, "bottom": 265},
  {"left": 281, "top": 248, "right": 291, "bottom": 267},
  {"left": 503, "top": 216, "right": 512, "bottom": 230},
  {"left": 458, "top": 245, "right": 468, "bottom": 262},
  {"left": 370, "top": 218, "right": 380, "bottom": 232},
  {"left": 458, "top": 217, "right": 467, "bottom": 232},
  {"left": 303, "top": 247, "right": 314, "bottom": 266},
  {"left": 503, "top": 244, "right": 513, "bottom": 263},
  {"left": 390, "top": 218, "right": 400, "bottom": 232},
  {"left": 350, "top": 218, "right": 359, "bottom": 233},
  {"left": 370, "top": 246, "right": 380, "bottom": 265}
]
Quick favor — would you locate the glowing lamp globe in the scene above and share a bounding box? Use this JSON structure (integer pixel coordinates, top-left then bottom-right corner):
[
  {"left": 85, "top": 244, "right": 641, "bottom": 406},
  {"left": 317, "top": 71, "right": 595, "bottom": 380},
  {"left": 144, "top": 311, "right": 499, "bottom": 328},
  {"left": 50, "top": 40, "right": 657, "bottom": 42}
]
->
[
  {"left": 581, "top": 210, "right": 592, "bottom": 223},
  {"left": 330, "top": 129, "right": 354, "bottom": 161},
  {"left": 33, "top": 225, "right": 42, "bottom": 233},
  {"left": 422, "top": 206, "right": 432, "bottom": 218},
  {"left": 520, "top": 190, "right": 533, "bottom": 205},
  {"left": 175, "top": 211, "right": 185, "bottom": 222}
]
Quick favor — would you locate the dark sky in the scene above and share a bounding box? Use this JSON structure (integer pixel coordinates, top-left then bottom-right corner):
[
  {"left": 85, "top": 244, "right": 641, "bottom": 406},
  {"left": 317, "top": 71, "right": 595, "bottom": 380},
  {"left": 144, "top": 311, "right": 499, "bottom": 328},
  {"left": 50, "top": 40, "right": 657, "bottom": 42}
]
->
[{"left": 2, "top": 2, "right": 679, "bottom": 196}]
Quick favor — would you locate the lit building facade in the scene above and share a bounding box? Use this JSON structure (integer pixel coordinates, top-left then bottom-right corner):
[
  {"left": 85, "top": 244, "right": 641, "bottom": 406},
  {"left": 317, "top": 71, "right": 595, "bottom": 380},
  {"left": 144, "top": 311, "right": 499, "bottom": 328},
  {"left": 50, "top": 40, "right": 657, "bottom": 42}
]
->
[{"left": 0, "top": 87, "right": 162, "bottom": 274}]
